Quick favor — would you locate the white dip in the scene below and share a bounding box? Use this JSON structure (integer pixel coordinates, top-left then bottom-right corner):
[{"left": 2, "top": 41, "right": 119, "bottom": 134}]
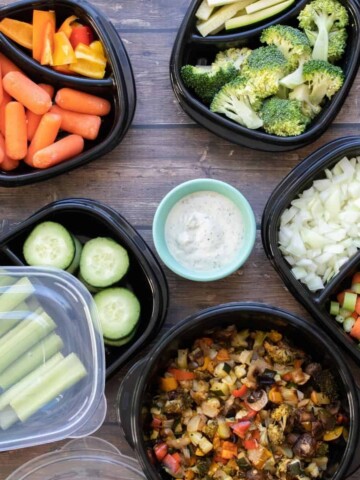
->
[{"left": 164, "top": 190, "right": 244, "bottom": 272}]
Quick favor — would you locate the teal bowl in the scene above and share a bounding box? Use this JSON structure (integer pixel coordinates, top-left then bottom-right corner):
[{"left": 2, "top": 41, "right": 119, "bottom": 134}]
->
[{"left": 152, "top": 179, "right": 256, "bottom": 281}]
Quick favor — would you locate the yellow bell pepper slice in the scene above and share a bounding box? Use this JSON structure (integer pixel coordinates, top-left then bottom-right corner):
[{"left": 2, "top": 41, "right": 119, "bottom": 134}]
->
[
  {"left": 323, "top": 426, "right": 343, "bottom": 441},
  {"left": 40, "top": 21, "right": 55, "bottom": 66},
  {"left": 57, "top": 15, "right": 78, "bottom": 38},
  {"left": 33, "top": 10, "right": 55, "bottom": 62},
  {"left": 74, "top": 43, "right": 106, "bottom": 66},
  {"left": 159, "top": 377, "right": 178, "bottom": 392},
  {"left": 0, "top": 18, "right": 33, "bottom": 49},
  {"left": 90, "top": 40, "right": 106, "bottom": 57},
  {"left": 52, "top": 32, "right": 76, "bottom": 66},
  {"left": 69, "top": 58, "right": 106, "bottom": 79}
]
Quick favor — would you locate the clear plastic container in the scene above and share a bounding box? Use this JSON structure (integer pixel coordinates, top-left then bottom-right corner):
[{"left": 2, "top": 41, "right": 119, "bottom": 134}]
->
[
  {"left": 5, "top": 437, "right": 144, "bottom": 480},
  {"left": 0, "top": 266, "right": 106, "bottom": 451}
]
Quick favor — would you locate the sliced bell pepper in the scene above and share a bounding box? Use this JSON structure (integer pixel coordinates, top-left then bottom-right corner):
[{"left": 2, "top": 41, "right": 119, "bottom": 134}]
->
[
  {"left": 323, "top": 426, "right": 343, "bottom": 441},
  {"left": 159, "top": 376, "right": 178, "bottom": 392},
  {"left": 58, "top": 15, "right": 78, "bottom": 38},
  {"left": 70, "top": 25, "right": 94, "bottom": 48},
  {"left": 53, "top": 65, "right": 72, "bottom": 74},
  {"left": 154, "top": 442, "right": 168, "bottom": 461},
  {"left": 52, "top": 32, "right": 76, "bottom": 66},
  {"left": 150, "top": 417, "right": 162, "bottom": 429},
  {"left": 32, "top": 10, "right": 55, "bottom": 62},
  {"left": 231, "top": 420, "right": 251, "bottom": 438},
  {"left": 168, "top": 368, "right": 195, "bottom": 381},
  {"left": 90, "top": 40, "right": 106, "bottom": 57},
  {"left": 0, "top": 18, "right": 33, "bottom": 50},
  {"left": 216, "top": 348, "right": 230, "bottom": 361},
  {"left": 40, "top": 21, "right": 55, "bottom": 66},
  {"left": 74, "top": 42, "right": 106, "bottom": 65},
  {"left": 69, "top": 58, "right": 106, "bottom": 79},
  {"left": 232, "top": 385, "right": 248, "bottom": 398},
  {"left": 242, "top": 406, "right": 258, "bottom": 420},
  {"left": 243, "top": 438, "right": 259, "bottom": 450},
  {"left": 221, "top": 441, "right": 238, "bottom": 459},
  {"left": 163, "top": 453, "right": 181, "bottom": 474}
]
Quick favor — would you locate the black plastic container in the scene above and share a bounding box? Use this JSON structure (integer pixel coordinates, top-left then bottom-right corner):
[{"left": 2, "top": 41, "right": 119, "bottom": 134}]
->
[
  {"left": 170, "top": 0, "right": 360, "bottom": 151},
  {"left": 0, "top": 0, "right": 136, "bottom": 186},
  {"left": 118, "top": 303, "right": 360, "bottom": 480},
  {"left": 262, "top": 136, "right": 360, "bottom": 363},
  {"left": 0, "top": 198, "right": 168, "bottom": 378}
]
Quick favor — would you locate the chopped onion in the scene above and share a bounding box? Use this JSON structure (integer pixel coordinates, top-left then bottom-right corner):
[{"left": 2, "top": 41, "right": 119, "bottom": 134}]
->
[{"left": 279, "top": 156, "right": 360, "bottom": 291}]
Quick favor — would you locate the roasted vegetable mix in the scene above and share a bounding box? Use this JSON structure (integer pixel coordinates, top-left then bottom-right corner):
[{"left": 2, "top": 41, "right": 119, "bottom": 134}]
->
[
  {"left": 145, "top": 326, "right": 348, "bottom": 479},
  {"left": 181, "top": 0, "right": 348, "bottom": 137}
]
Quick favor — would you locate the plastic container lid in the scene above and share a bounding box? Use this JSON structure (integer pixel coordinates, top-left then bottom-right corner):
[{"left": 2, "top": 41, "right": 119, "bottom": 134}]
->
[
  {"left": 5, "top": 437, "right": 145, "bottom": 480},
  {"left": 0, "top": 267, "right": 106, "bottom": 451}
]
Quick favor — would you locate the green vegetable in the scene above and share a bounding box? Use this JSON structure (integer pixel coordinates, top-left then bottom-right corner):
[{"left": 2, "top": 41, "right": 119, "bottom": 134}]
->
[
  {"left": 302, "top": 59, "right": 344, "bottom": 105},
  {"left": 298, "top": 0, "right": 349, "bottom": 62},
  {"left": 344, "top": 317, "right": 356, "bottom": 332},
  {"left": 195, "top": 0, "right": 215, "bottom": 21},
  {"left": 210, "top": 76, "right": 263, "bottom": 129},
  {"left": 260, "top": 97, "right": 310, "bottom": 136},
  {"left": 66, "top": 236, "right": 82, "bottom": 274},
  {"left": 10, "top": 353, "right": 87, "bottom": 423},
  {"left": 225, "top": 0, "right": 294, "bottom": 30},
  {"left": 342, "top": 291, "right": 357, "bottom": 312},
  {"left": 329, "top": 301, "right": 340, "bottom": 316},
  {"left": 305, "top": 27, "right": 348, "bottom": 63},
  {"left": 0, "top": 276, "right": 34, "bottom": 315},
  {"left": 197, "top": 0, "right": 253, "bottom": 37},
  {"left": 213, "top": 47, "right": 252, "bottom": 70},
  {"left": 352, "top": 283, "right": 360, "bottom": 294},
  {"left": 0, "top": 333, "right": 64, "bottom": 389},
  {"left": 0, "top": 301, "right": 29, "bottom": 337},
  {"left": 246, "top": 0, "right": 288, "bottom": 14},
  {"left": 288, "top": 84, "right": 321, "bottom": 118}
]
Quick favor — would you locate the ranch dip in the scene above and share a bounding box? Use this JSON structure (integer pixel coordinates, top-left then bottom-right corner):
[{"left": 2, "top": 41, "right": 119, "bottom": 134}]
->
[{"left": 165, "top": 190, "right": 244, "bottom": 272}]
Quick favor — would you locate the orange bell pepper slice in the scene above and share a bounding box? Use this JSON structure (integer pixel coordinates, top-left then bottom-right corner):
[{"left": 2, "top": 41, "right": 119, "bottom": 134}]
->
[
  {"left": 32, "top": 10, "right": 55, "bottom": 62},
  {"left": 40, "top": 21, "right": 55, "bottom": 66},
  {"left": 0, "top": 18, "right": 33, "bottom": 50},
  {"left": 52, "top": 32, "right": 76, "bottom": 66},
  {"left": 58, "top": 15, "right": 78, "bottom": 38}
]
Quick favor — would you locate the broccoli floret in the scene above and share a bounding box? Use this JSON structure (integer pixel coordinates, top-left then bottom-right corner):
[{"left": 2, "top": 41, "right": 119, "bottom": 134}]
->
[
  {"left": 271, "top": 404, "right": 293, "bottom": 426},
  {"left": 264, "top": 340, "right": 297, "bottom": 363},
  {"left": 210, "top": 76, "right": 263, "bottom": 129},
  {"left": 298, "top": 0, "right": 349, "bottom": 62},
  {"left": 213, "top": 47, "right": 252, "bottom": 70},
  {"left": 306, "top": 27, "right": 348, "bottom": 63},
  {"left": 302, "top": 59, "right": 344, "bottom": 105},
  {"left": 289, "top": 84, "right": 322, "bottom": 118},
  {"left": 241, "top": 46, "right": 289, "bottom": 98},
  {"left": 313, "top": 369, "right": 339, "bottom": 401},
  {"left": 261, "top": 98, "right": 310, "bottom": 136},
  {"left": 181, "top": 64, "right": 238, "bottom": 105},
  {"left": 268, "top": 423, "right": 285, "bottom": 445},
  {"left": 261, "top": 25, "right": 312, "bottom": 69},
  {"left": 316, "top": 441, "right": 329, "bottom": 456}
]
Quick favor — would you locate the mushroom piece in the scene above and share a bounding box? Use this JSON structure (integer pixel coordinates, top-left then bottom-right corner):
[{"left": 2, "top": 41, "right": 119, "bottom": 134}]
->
[
  {"left": 293, "top": 433, "right": 317, "bottom": 458},
  {"left": 245, "top": 469, "right": 264, "bottom": 480},
  {"left": 247, "top": 389, "right": 268, "bottom": 411}
]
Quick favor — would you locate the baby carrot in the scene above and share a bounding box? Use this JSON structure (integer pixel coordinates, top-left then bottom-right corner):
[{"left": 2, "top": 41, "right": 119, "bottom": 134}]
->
[
  {"left": 25, "top": 112, "right": 61, "bottom": 166},
  {"left": 0, "top": 133, "right": 19, "bottom": 171},
  {"left": 0, "top": 53, "right": 22, "bottom": 77},
  {"left": 3, "top": 71, "right": 52, "bottom": 115},
  {"left": 27, "top": 84, "right": 55, "bottom": 141},
  {"left": 5, "top": 102, "right": 27, "bottom": 160},
  {"left": 0, "top": 64, "right": 3, "bottom": 106},
  {"left": 32, "top": 134, "right": 84, "bottom": 169},
  {"left": 38, "top": 83, "right": 55, "bottom": 100},
  {"left": 0, "top": 90, "right": 11, "bottom": 137},
  {"left": 55, "top": 88, "right": 111, "bottom": 116},
  {"left": 50, "top": 105, "right": 101, "bottom": 140}
]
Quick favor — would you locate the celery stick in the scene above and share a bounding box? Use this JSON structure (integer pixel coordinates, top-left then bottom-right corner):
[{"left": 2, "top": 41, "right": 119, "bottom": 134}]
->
[
  {"left": 0, "top": 309, "right": 56, "bottom": 374},
  {"left": 0, "top": 275, "right": 15, "bottom": 288},
  {"left": 0, "top": 301, "right": 29, "bottom": 337},
  {"left": 246, "top": 0, "right": 285, "bottom": 14},
  {"left": 0, "top": 353, "right": 64, "bottom": 412},
  {"left": 208, "top": 0, "right": 243, "bottom": 5},
  {"left": 0, "top": 334, "right": 64, "bottom": 390},
  {"left": 0, "top": 277, "right": 34, "bottom": 312},
  {"left": 0, "top": 406, "right": 18, "bottom": 430},
  {"left": 343, "top": 292, "right": 357, "bottom": 312},
  {"left": 352, "top": 283, "right": 360, "bottom": 294},
  {"left": 195, "top": 0, "right": 215, "bottom": 20},
  {"left": 197, "top": 0, "right": 252, "bottom": 36},
  {"left": 330, "top": 301, "right": 340, "bottom": 316},
  {"left": 225, "top": 0, "right": 294, "bottom": 29},
  {"left": 11, "top": 353, "right": 87, "bottom": 422},
  {"left": 0, "top": 316, "right": 35, "bottom": 349}
]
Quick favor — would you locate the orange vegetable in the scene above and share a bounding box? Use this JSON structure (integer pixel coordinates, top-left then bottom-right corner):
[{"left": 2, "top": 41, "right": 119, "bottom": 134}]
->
[
  {"left": 167, "top": 368, "right": 195, "bottom": 381},
  {"left": 40, "top": 21, "right": 55, "bottom": 66},
  {"left": 216, "top": 349, "right": 230, "bottom": 361},
  {"left": 25, "top": 112, "right": 61, "bottom": 166},
  {"left": 69, "top": 43, "right": 106, "bottom": 79},
  {"left": 243, "top": 438, "right": 259, "bottom": 450},
  {"left": 52, "top": 32, "right": 76, "bottom": 66},
  {"left": 38, "top": 83, "right": 55, "bottom": 99},
  {"left": 26, "top": 111, "right": 42, "bottom": 142},
  {"left": 3, "top": 71, "right": 52, "bottom": 115},
  {"left": 355, "top": 297, "right": 360, "bottom": 315},
  {"left": 53, "top": 65, "right": 72, "bottom": 75},
  {"left": 55, "top": 88, "right": 111, "bottom": 116},
  {"left": 0, "top": 53, "right": 22, "bottom": 77},
  {"left": 90, "top": 40, "right": 106, "bottom": 57},
  {"left": 337, "top": 289, "right": 353, "bottom": 306},
  {"left": 221, "top": 441, "right": 237, "bottom": 459},
  {"left": 268, "top": 386, "right": 283, "bottom": 403},
  {"left": 232, "top": 385, "right": 248, "bottom": 398},
  {"left": 159, "top": 376, "right": 178, "bottom": 392},
  {"left": 32, "top": 134, "right": 84, "bottom": 169},
  {"left": 0, "top": 18, "right": 33, "bottom": 50},
  {"left": 350, "top": 317, "right": 360, "bottom": 340},
  {"left": 51, "top": 105, "right": 101, "bottom": 140},
  {"left": 0, "top": 91, "right": 11, "bottom": 137},
  {"left": 70, "top": 26, "right": 94, "bottom": 49},
  {"left": 0, "top": 134, "right": 19, "bottom": 170},
  {"left": 352, "top": 272, "right": 360, "bottom": 285},
  {"left": 5, "top": 102, "right": 27, "bottom": 160},
  {"left": 58, "top": 15, "right": 78, "bottom": 38},
  {"left": 0, "top": 64, "right": 3, "bottom": 106},
  {"left": 32, "top": 10, "right": 56, "bottom": 62}
]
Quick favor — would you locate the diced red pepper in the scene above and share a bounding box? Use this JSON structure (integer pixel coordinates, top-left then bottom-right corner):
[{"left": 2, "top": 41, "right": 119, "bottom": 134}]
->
[
  {"left": 213, "top": 455, "right": 228, "bottom": 465},
  {"left": 70, "top": 25, "right": 94, "bottom": 48},
  {"left": 168, "top": 368, "right": 196, "bottom": 381},
  {"left": 231, "top": 420, "right": 251, "bottom": 438},
  {"left": 243, "top": 438, "right": 259, "bottom": 450},
  {"left": 154, "top": 443, "right": 168, "bottom": 461},
  {"left": 163, "top": 454, "right": 181, "bottom": 474},
  {"left": 242, "top": 406, "right": 257, "bottom": 421},
  {"left": 232, "top": 385, "right": 248, "bottom": 398},
  {"left": 151, "top": 417, "right": 162, "bottom": 429}
]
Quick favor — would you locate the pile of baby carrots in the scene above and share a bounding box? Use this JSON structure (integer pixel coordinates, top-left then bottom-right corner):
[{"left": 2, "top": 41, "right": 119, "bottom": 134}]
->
[{"left": 0, "top": 53, "right": 111, "bottom": 171}]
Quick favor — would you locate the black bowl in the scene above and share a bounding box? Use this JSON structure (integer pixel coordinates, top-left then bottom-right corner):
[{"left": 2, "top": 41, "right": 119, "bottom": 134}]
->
[
  {"left": 0, "top": 198, "right": 168, "bottom": 378},
  {"left": 262, "top": 136, "right": 360, "bottom": 363},
  {"left": 118, "top": 303, "right": 360, "bottom": 480},
  {"left": 0, "top": 0, "right": 136, "bottom": 186},
  {"left": 170, "top": 0, "right": 360, "bottom": 151}
]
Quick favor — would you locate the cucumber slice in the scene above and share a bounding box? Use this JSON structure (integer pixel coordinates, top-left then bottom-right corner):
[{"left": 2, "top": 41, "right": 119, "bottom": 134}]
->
[
  {"left": 104, "top": 328, "right": 137, "bottom": 347},
  {"left": 66, "top": 236, "right": 82, "bottom": 274},
  {"left": 94, "top": 287, "right": 140, "bottom": 340},
  {"left": 80, "top": 237, "right": 129, "bottom": 288},
  {"left": 77, "top": 272, "right": 101, "bottom": 294},
  {"left": 23, "top": 221, "right": 75, "bottom": 270}
]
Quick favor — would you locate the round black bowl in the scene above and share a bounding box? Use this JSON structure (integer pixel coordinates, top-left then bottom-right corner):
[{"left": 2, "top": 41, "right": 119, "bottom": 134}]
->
[
  {"left": 170, "top": 0, "right": 360, "bottom": 151},
  {"left": 118, "top": 303, "right": 360, "bottom": 480},
  {"left": 0, "top": 0, "right": 136, "bottom": 186}
]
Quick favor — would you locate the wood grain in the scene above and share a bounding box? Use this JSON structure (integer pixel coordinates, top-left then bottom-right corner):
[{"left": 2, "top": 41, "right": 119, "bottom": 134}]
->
[{"left": 0, "top": 0, "right": 359, "bottom": 477}]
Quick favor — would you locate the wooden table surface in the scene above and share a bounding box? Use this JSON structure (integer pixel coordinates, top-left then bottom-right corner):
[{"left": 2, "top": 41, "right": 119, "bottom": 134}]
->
[{"left": 0, "top": 0, "right": 360, "bottom": 477}]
